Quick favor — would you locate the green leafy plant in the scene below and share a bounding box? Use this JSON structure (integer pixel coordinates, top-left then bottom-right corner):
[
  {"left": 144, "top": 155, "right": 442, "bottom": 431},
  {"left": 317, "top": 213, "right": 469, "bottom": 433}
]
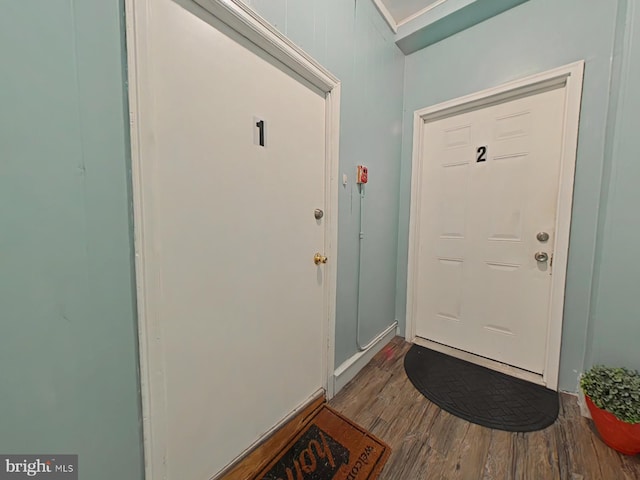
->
[{"left": 580, "top": 365, "right": 640, "bottom": 424}]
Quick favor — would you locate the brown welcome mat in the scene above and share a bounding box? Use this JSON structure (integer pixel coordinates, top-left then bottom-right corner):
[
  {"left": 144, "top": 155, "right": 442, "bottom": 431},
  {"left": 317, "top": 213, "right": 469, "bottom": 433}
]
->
[{"left": 252, "top": 405, "right": 391, "bottom": 480}]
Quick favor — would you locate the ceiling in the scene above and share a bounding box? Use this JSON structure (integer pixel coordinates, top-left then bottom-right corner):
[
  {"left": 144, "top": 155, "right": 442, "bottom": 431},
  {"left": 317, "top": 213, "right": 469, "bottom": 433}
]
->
[{"left": 381, "top": 0, "right": 443, "bottom": 25}]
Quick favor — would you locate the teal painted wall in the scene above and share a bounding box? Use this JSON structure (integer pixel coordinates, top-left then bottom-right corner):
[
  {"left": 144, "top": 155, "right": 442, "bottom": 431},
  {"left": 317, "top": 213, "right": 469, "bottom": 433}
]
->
[
  {"left": 244, "top": 0, "right": 405, "bottom": 366},
  {"left": 586, "top": 0, "right": 640, "bottom": 372},
  {"left": 398, "top": 0, "right": 624, "bottom": 391},
  {"left": 5, "top": 1, "right": 637, "bottom": 476},
  {"left": 0, "top": 1, "right": 144, "bottom": 478}
]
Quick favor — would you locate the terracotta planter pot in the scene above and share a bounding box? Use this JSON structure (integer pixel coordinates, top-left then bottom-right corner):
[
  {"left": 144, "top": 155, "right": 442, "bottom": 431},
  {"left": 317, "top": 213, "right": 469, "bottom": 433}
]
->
[{"left": 585, "top": 396, "right": 640, "bottom": 455}]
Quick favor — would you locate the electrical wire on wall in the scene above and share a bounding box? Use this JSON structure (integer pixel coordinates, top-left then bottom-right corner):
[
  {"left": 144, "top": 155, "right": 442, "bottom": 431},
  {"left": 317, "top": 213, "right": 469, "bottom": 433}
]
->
[{"left": 355, "top": 181, "right": 398, "bottom": 351}]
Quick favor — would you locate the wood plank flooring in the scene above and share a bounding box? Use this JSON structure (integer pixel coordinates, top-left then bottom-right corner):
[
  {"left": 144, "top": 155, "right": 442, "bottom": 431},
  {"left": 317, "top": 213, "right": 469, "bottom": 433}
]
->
[{"left": 329, "top": 337, "right": 640, "bottom": 479}]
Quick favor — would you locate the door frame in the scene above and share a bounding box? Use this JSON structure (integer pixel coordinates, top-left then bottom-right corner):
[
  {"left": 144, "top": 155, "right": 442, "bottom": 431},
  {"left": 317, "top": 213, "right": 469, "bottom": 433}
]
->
[
  {"left": 124, "top": 0, "right": 341, "bottom": 477},
  {"left": 406, "top": 61, "right": 584, "bottom": 391}
]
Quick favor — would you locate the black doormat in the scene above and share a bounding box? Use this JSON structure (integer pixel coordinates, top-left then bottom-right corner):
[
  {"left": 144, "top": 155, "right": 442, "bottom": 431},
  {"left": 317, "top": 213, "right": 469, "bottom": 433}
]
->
[{"left": 404, "top": 344, "right": 559, "bottom": 432}]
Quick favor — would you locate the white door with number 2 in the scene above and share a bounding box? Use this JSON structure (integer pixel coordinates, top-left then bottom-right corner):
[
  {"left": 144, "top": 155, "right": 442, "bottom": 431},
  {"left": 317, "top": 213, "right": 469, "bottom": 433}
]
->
[{"left": 415, "top": 86, "right": 566, "bottom": 375}]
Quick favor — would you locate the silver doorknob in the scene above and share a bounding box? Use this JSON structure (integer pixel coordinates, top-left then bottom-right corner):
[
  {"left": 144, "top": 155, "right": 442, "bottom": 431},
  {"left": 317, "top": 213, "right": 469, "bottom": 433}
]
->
[
  {"left": 535, "top": 252, "right": 549, "bottom": 263},
  {"left": 537, "top": 231, "right": 550, "bottom": 242}
]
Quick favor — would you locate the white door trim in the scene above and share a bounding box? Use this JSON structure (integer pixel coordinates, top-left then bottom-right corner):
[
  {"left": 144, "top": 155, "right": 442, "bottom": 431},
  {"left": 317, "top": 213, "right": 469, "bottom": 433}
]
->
[
  {"left": 124, "top": 0, "right": 340, "bottom": 477},
  {"left": 406, "top": 61, "right": 584, "bottom": 391}
]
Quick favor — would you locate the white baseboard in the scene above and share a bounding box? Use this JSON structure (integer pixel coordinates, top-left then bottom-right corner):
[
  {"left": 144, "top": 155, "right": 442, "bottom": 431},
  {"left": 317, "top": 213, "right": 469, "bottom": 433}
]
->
[
  {"left": 332, "top": 322, "right": 398, "bottom": 396},
  {"left": 560, "top": 390, "right": 591, "bottom": 419},
  {"left": 575, "top": 375, "right": 592, "bottom": 419}
]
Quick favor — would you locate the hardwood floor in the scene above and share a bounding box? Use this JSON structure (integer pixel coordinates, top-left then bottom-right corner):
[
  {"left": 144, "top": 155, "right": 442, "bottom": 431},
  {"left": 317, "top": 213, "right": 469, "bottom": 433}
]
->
[{"left": 329, "top": 337, "right": 640, "bottom": 480}]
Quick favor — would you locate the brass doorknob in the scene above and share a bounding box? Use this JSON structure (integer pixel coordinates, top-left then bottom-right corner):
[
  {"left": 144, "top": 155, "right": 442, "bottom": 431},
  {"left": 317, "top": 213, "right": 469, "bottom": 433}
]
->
[{"left": 314, "top": 253, "right": 328, "bottom": 265}]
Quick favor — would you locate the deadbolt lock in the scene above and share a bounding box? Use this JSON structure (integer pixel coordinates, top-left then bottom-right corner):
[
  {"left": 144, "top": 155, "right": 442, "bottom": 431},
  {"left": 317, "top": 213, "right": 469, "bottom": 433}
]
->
[
  {"left": 314, "top": 253, "right": 328, "bottom": 265},
  {"left": 537, "top": 231, "right": 550, "bottom": 242}
]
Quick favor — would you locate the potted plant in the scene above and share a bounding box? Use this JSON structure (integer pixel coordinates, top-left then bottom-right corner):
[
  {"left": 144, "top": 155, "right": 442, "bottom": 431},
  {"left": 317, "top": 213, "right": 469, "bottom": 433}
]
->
[{"left": 580, "top": 365, "right": 640, "bottom": 455}]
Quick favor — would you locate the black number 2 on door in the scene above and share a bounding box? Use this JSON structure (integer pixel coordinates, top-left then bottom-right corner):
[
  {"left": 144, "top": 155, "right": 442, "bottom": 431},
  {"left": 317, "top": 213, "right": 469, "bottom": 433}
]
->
[{"left": 476, "top": 146, "right": 487, "bottom": 163}]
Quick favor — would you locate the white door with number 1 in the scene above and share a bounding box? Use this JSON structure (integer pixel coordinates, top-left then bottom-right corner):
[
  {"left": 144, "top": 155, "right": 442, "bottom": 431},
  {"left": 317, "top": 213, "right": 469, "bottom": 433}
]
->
[
  {"left": 129, "top": 0, "right": 330, "bottom": 478},
  {"left": 415, "top": 87, "right": 566, "bottom": 375}
]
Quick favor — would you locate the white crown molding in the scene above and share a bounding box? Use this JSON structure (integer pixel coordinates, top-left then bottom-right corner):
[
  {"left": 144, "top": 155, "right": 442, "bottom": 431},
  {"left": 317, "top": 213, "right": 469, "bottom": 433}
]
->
[
  {"left": 396, "top": 0, "right": 449, "bottom": 28},
  {"left": 372, "top": 0, "right": 455, "bottom": 33},
  {"left": 372, "top": 0, "right": 398, "bottom": 33}
]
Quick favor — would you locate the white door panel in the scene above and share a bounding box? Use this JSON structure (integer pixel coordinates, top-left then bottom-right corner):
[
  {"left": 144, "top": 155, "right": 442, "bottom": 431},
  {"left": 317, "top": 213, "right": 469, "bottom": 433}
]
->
[
  {"left": 142, "top": 0, "right": 326, "bottom": 478},
  {"left": 416, "top": 87, "right": 566, "bottom": 374}
]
